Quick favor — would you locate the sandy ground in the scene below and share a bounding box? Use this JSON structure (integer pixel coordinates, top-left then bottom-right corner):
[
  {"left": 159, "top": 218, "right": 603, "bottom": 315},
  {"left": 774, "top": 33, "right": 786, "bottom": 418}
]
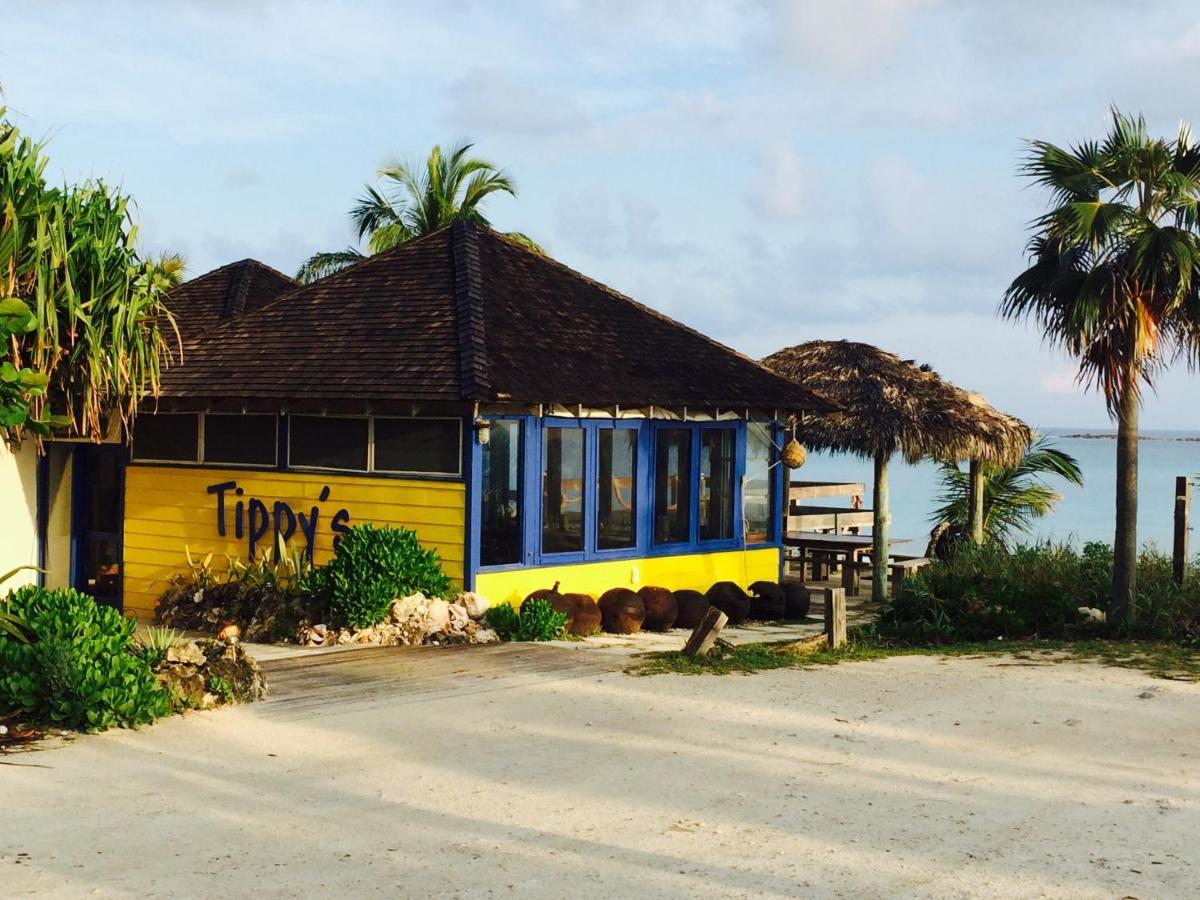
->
[{"left": 3, "top": 650, "right": 1198, "bottom": 899}]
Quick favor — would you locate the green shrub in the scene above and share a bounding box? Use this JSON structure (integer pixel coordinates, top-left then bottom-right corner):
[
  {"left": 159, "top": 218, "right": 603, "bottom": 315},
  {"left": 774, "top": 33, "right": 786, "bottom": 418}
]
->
[
  {"left": 131, "top": 625, "right": 181, "bottom": 668},
  {"left": 486, "top": 598, "right": 566, "bottom": 642},
  {"left": 312, "top": 524, "right": 452, "bottom": 629},
  {"left": 0, "top": 586, "right": 169, "bottom": 731}
]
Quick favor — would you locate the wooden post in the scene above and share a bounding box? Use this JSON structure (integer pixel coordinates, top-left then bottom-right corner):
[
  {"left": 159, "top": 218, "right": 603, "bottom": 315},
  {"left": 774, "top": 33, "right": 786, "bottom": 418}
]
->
[
  {"left": 823, "top": 587, "right": 847, "bottom": 649},
  {"left": 682, "top": 607, "right": 728, "bottom": 658},
  {"left": 967, "top": 459, "right": 985, "bottom": 545},
  {"left": 840, "top": 553, "right": 859, "bottom": 597},
  {"left": 1174, "top": 476, "right": 1191, "bottom": 587},
  {"left": 872, "top": 451, "right": 890, "bottom": 602}
]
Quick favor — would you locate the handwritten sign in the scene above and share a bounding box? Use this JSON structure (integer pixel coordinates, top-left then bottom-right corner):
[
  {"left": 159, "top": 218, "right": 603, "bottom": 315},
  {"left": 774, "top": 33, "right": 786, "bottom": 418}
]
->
[{"left": 206, "top": 480, "right": 351, "bottom": 560}]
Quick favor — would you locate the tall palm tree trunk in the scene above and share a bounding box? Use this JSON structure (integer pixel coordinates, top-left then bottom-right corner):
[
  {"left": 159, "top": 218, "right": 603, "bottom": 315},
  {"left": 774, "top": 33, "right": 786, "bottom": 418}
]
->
[
  {"left": 1111, "top": 383, "right": 1139, "bottom": 626},
  {"left": 967, "top": 459, "right": 985, "bottom": 544},
  {"left": 872, "top": 450, "right": 890, "bottom": 602}
]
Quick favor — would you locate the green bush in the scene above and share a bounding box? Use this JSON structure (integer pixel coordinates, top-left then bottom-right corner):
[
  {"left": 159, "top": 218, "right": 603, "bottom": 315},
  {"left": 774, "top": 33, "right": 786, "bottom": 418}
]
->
[
  {"left": 486, "top": 598, "right": 566, "bottom": 642},
  {"left": 880, "top": 541, "right": 1200, "bottom": 644},
  {"left": 0, "top": 586, "right": 169, "bottom": 731},
  {"left": 312, "top": 524, "right": 452, "bottom": 629}
]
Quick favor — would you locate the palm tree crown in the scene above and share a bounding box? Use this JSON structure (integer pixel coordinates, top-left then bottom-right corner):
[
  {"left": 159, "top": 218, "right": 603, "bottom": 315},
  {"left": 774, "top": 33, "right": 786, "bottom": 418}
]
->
[{"left": 297, "top": 141, "right": 541, "bottom": 283}]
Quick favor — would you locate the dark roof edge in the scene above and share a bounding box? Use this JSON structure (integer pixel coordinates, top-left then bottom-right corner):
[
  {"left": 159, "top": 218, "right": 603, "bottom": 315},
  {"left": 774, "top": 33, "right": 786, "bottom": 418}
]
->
[{"left": 451, "top": 221, "right": 491, "bottom": 401}]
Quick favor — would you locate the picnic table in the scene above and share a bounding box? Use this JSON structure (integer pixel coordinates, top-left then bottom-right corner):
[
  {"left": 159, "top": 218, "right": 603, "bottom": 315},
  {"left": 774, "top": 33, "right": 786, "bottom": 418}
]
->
[{"left": 783, "top": 530, "right": 912, "bottom": 596}]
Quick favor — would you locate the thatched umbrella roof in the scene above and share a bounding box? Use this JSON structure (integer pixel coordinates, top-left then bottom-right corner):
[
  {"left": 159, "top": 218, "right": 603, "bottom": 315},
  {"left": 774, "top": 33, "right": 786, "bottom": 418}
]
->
[{"left": 761, "top": 340, "right": 1031, "bottom": 467}]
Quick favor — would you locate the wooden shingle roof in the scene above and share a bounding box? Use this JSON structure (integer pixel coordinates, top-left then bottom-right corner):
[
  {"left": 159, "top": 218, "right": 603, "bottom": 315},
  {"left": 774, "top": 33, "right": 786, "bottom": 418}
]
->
[{"left": 158, "top": 222, "right": 828, "bottom": 412}]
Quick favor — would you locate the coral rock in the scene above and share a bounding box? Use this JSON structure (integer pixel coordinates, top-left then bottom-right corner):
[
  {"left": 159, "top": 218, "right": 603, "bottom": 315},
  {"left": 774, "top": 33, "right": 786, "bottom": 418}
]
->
[
  {"left": 638, "top": 586, "right": 678, "bottom": 631},
  {"left": 598, "top": 588, "right": 646, "bottom": 634},
  {"left": 165, "top": 641, "right": 207, "bottom": 666},
  {"left": 458, "top": 592, "right": 491, "bottom": 620}
]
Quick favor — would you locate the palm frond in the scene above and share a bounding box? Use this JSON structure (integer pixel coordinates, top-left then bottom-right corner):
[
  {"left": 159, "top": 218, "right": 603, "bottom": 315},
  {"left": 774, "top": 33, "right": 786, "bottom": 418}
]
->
[{"left": 295, "top": 248, "right": 365, "bottom": 284}]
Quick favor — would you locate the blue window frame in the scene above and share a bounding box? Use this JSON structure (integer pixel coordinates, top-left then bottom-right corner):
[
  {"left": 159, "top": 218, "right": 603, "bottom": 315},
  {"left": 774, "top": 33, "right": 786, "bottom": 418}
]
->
[{"left": 471, "top": 416, "right": 781, "bottom": 580}]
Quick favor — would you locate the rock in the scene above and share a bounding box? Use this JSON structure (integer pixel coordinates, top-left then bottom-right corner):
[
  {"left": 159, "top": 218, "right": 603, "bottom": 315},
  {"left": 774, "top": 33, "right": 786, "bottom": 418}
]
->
[
  {"left": 197, "top": 639, "right": 268, "bottom": 702},
  {"left": 705, "top": 582, "right": 750, "bottom": 625},
  {"left": 425, "top": 598, "right": 451, "bottom": 635},
  {"left": 673, "top": 590, "right": 710, "bottom": 629},
  {"left": 166, "top": 641, "right": 207, "bottom": 666},
  {"left": 458, "top": 592, "right": 490, "bottom": 620},
  {"left": 473, "top": 627, "right": 500, "bottom": 644},
  {"left": 783, "top": 583, "right": 811, "bottom": 619},
  {"left": 748, "top": 581, "right": 786, "bottom": 620},
  {"left": 155, "top": 665, "right": 207, "bottom": 709},
  {"left": 390, "top": 593, "right": 428, "bottom": 624},
  {"left": 1078, "top": 606, "right": 1106, "bottom": 623},
  {"left": 564, "top": 593, "right": 601, "bottom": 636},
  {"left": 638, "top": 586, "right": 678, "bottom": 631},
  {"left": 598, "top": 588, "right": 645, "bottom": 634}
]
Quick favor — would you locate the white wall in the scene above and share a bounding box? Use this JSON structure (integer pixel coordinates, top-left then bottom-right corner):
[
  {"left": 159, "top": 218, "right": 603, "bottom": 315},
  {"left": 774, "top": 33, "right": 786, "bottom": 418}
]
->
[{"left": 0, "top": 439, "right": 40, "bottom": 589}]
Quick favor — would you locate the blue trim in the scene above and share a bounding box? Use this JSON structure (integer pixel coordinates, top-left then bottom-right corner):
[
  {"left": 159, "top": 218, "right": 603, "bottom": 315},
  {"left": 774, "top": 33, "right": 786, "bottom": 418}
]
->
[
  {"left": 70, "top": 444, "right": 126, "bottom": 612},
  {"left": 35, "top": 450, "right": 49, "bottom": 588},
  {"left": 464, "top": 415, "right": 481, "bottom": 591}
]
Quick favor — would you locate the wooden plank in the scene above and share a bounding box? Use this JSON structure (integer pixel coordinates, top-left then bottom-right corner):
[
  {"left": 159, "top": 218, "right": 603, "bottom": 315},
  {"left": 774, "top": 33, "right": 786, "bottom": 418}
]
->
[
  {"left": 1175, "top": 476, "right": 1191, "bottom": 587},
  {"left": 822, "top": 587, "right": 846, "bottom": 648},
  {"left": 788, "top": 481, "right": 865, "bottom": 501},
  {"left": 682, "top": 607, "right": 728, "bottom": 657}
]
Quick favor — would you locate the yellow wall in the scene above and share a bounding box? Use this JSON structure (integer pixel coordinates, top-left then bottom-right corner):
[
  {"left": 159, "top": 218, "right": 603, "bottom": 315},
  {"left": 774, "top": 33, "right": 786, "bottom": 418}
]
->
[
  {"left": 474, "top": 547, "right": 780, "bottom": 607},
  {"left": 123, "top": 466, "right": 465, "bottom": 618}
]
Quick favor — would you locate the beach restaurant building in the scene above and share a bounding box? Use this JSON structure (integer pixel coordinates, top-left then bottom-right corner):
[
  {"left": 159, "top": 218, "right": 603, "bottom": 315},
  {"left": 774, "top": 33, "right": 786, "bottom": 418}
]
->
[{"left": 3, "top": 223, "right": 826, "bottom": 618}]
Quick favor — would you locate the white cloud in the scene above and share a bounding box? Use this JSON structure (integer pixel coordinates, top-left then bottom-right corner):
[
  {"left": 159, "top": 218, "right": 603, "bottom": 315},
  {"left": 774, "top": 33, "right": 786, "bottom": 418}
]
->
[{"left": 745, "top": 143, "right": 806, "bottom": 219}]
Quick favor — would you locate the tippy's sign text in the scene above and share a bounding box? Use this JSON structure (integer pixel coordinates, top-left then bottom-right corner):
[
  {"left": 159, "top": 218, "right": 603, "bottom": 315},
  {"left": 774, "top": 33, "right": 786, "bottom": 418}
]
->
[{"left": 206, "top": 480, "right": 351, "bottom": 560}]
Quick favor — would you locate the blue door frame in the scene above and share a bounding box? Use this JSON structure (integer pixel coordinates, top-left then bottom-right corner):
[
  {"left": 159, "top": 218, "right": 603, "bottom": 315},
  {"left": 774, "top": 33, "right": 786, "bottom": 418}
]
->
[{"left": 71, "top": 444, "right": 125, "bottom": 611}]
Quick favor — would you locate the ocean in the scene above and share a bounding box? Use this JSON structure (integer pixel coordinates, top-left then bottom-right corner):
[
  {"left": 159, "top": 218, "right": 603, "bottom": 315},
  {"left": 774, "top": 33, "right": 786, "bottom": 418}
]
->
[{"left": 794, "top": 428, "right": 1200, "bottom": 552}]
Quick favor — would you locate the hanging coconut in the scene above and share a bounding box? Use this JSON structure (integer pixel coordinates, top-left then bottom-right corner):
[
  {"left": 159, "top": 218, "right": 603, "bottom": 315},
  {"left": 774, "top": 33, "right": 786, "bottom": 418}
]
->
[{"left": 782, "top": 438, "right": 807, "bottom": 469}]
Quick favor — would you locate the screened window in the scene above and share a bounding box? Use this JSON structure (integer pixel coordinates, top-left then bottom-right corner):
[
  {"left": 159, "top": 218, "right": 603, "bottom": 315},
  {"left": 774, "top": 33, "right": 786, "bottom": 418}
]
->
[
  {"left": 204, "top": 414, "right": 277, "bottom": 466},
  {"left": 744, "top": 424, "right": 774, "bottom": 543},
  {"left": 132, "top": 413, "right": 199, "bottom": 462},
  {"left": 597, "top": 428, "right": 637, "bottom": 550},
  {"left": 374, "top": 418, "right": 461, "bottom": 475},
  {"left": 481, "top": 420, "right": 522, "bottom": 566},
  {"left": 542, "top": 427, "right": 585, "bottom": 554},
  {"left": 288, "top": 416, "right": 369, "bottom": 471},
  {"left": 699, "top": 428, "right": 735, "bottom": 541},
  {"left": 653, "top": 429, "right": 692, "bottom": 544}
]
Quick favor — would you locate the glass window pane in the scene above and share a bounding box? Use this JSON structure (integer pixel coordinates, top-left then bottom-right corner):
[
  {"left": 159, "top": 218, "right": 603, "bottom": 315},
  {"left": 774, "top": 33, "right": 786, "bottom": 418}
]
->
[
  {"left": 288, "top": 416, "right": 368, "bottom": 471},
  {"left": 700, "top": 429, "right": 735, "bottom": 541},
  {"left": 86, "top": 452, "right": 121, "bottom": 534},
  {"left": 654, "top": 429, "right": 692, "bottom": 544},
  {"left": 542, "top": 427, "right": 585, "bottom": 554},
  {"left": 597, "top": 429, "right": 637, "bottom": 550},
  {"left": 374, "top": 418, "right": 461, "bottom": 474},
  {"left": 132, "top": 413, "right": 198, "bottom": 462},
  {"left": 481, "top": 420, "right": 522, "bottom": 566},
  {"left": 205, "top": 414, "right": 277, "bottom": 466},
  {"left": 84, "top": 538, "right": 121, "bottom": 608},
  {"left": 744, "top": 425, "right": 774, "bottom": 543}
]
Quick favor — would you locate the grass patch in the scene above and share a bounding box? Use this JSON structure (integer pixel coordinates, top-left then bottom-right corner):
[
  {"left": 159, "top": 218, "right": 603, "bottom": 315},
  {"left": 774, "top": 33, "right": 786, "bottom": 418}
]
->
[{"left": 627, "top": 632, "right": 1200, "bottom": 681}]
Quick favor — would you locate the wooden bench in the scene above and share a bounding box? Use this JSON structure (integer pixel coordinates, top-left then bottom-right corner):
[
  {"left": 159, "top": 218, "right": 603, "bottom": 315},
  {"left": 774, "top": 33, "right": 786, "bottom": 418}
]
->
[{"left": 888, "top": 557, "right": 932, "bottom": 596}]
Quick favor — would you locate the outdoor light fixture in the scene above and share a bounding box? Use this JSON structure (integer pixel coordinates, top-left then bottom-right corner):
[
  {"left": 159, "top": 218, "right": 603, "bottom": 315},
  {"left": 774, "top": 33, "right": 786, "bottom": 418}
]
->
[{"left": 474, "top": 418, "right": 491, "bottom": 446}]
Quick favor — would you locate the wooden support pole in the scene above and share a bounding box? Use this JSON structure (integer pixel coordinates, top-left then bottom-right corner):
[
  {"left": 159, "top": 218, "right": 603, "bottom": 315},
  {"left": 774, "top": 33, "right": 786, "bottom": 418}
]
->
[
  {"left": 967, "top": 459, "right": 985, "bottom": 545},
  {"left": 1174, "top": 475, "right": 1191, "bottom": 587},
  {"left": 682, "top": 607, "right": 729, "bottom": 658},
  {"left": 840, "top": 554, "right": 859, "bottom": 597},
  {"left": 823, "top": 587, "right": 847, "bottom": 649},
  {"left": 872, "top": 451, "right": 890, "bottom": 602}
]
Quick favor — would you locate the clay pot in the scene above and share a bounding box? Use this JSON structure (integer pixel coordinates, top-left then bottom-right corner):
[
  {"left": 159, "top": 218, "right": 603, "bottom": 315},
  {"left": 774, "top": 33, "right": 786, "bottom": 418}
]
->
[
  {"left": 673, "top": 590, "right": 710, "bottom": 629},
  {"left": 783, "top": 583, "right": 812, "bottom": 620},
  {"left": 705, "top": 581, "right": 750, "bottom": 625},
  {"left": 637, "top": 586, "right": 678, "bottom": 631},
  {"left": 598, "top": 588, "right": 646, "bottom": 634},
  {"left": 563, "top": 593, "right": 601, "bottom": 636},
  {"left": 748, "top": 581, "right": 786, "bottom": 620}
]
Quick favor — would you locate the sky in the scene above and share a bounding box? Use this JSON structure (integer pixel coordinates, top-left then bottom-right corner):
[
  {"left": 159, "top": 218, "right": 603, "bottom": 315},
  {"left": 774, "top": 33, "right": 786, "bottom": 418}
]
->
[{"left": 5, "top": 0, "right": 1200, "bottom": 431}]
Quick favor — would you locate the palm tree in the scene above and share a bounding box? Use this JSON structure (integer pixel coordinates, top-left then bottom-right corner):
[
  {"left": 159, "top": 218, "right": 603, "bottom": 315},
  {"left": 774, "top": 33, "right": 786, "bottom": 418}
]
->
[
  {"left": 929, "top": 434, "right": 1083, "bottom": 551},
  {"left": 1002, "top": 110, "right": 1200, "bottom": 625},
  {"left": 297, "top": 141, "right": 541, "bottom": 283}
]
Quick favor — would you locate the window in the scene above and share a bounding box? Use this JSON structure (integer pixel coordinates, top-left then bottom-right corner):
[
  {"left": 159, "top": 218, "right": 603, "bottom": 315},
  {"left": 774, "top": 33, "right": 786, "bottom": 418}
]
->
[
  {"left": 481, "top": 420, "right": 522, "bottom": 566},
  {"left": 744, "top": 424, "right": 774, "bottom": 543},
  {"left": 132, "top": 413, "right": 199, "bottom": 462},
  {"left": 288, "top": 416, "right": 369, "bottom": 471},
  {"left": 374, "top": 418, "right": 461, "bottom": 475},
  {"left": 597, "top": 428, "right": 637, "bottom": 550},
  {"left": 699, "top": 428, "right": 735, "bottom": 541},
  {"left": 653, "top": 428, "right": 692, "bottom": 544},
  {"left": 542, "top": 427, "right": 585, "bottom": 553},
  {"left": 204, "top": 414, "right": 277, "bottom": 466}
]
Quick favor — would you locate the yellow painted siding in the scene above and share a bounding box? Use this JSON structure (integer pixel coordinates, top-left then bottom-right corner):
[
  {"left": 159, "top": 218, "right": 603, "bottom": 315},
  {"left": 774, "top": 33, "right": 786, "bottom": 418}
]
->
[
  {"left": 474, "top": 547, "right": 780, "bottom": 608},
  {"left": 123, "top": 466, "right": 466, "bottom": 618}
]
